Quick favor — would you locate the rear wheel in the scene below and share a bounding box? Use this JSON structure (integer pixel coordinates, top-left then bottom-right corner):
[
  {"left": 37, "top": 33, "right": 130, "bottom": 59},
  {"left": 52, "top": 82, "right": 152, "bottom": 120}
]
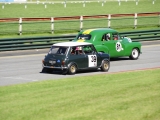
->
[
  {"left": 68, "top": 64, "right": 77, "bottom": 75},
  {"left": 101, "top": 60, "right": 110, "bottom": 72},
  {"left": 129, "top": 48, "right": 139, "bottom": 60}
]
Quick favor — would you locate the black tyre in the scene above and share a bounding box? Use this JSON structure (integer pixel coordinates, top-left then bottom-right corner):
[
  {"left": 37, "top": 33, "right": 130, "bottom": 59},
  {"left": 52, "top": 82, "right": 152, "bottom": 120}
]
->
[
  {"left": 68, "top": 64, "right": 77, "bottom": 75},
  {"left": 129, "top": 48, "right": 139, "bottom": 60},
  {"left": 62, "top": 69, "right": 68, "bottom": 75},
  {"left": 42, "top": 67, "right": 53, "bottom": 73},
  {"left": 101, "top": 60, "right": 110, "bottom": 72}
]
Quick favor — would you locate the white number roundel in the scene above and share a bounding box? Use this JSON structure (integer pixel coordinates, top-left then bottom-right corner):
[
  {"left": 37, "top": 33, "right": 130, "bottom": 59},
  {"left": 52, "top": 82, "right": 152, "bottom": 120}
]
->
[
  {"left": 116, "top": 42, "right": 123, "bottom": 52},
  {"left": 88, "top": 55, "right": 97, "bottom": 67}
]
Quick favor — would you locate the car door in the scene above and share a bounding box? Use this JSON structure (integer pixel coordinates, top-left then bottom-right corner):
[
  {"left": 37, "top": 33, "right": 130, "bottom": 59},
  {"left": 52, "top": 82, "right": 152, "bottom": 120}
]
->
[
  {"left": 102, "top": 32, "right": 125, "bottom": 57},
  {"left": 69, "top": 46, "right": 88, "bottom": 69},
  {"left": 83, "top": 45, "right": 101, "bottom": 68}
]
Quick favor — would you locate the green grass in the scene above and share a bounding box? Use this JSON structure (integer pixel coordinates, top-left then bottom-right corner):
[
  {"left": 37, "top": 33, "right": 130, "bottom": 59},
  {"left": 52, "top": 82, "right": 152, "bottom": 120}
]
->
[
  {"left": 1, "top": 1, "right": 159, "bottom": 18},
  {"left": 0, "top": 68, "right": 160, "bottom": 120},
  {"left": 0, "top": 1, "right": 160, "bottom": 37}
]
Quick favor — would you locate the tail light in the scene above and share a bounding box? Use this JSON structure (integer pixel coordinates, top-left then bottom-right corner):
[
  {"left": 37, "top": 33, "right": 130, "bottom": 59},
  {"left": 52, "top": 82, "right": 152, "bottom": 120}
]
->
[
  {"left": 42, "top": 60, "right": 45, "bottom": 64},
  {"left": 62, "top": 60, "right": 65, "bottom": 66}
]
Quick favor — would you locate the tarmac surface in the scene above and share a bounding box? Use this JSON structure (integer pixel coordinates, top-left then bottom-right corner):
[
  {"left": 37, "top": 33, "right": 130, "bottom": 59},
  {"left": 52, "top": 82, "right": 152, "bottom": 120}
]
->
[{"left": 0, "top": 40, "right": 160, "bottom": 86}]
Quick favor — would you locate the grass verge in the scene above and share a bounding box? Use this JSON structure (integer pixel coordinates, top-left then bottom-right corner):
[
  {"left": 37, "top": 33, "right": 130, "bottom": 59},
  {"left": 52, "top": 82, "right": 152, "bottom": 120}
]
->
[
  {"left": 0, "top": 1, "right": 160, "bottom": 37},
  {"left": 0, "top": 68, "right": 160, "bottom": 120}
]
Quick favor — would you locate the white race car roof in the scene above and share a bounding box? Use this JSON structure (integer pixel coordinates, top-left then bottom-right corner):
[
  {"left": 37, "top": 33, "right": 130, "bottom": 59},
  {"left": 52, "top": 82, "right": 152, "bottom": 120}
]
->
[{"left": 53, "top": 42, "right": 92, "bottom": 47}]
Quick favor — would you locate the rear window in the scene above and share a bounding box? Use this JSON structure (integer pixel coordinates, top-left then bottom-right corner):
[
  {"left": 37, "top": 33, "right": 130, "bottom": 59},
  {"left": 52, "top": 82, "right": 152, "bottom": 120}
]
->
[
  {"left": 77, "top": 34, "right": 91, "bottom": 40},
  {"left": 48, "top": 46, "right": 68, "bottom": 55}
]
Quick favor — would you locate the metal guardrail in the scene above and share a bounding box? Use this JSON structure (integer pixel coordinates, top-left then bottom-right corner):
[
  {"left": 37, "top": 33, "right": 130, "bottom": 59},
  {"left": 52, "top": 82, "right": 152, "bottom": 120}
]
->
[
  {"left": 120, "top": 29, "right": 160, "bottom": 36},
  {"left": 120, "top": 29, "right": 160, "bottom": 41},
  {"left": 0, "top": 35, "right": 76, "bottom": 51},
  {"left": 0, "top": 29, "right": 160, "bottom": 51}
]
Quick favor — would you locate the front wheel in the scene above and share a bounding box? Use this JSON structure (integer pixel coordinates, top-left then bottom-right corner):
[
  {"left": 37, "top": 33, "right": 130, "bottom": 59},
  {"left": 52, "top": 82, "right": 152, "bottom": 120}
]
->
[
  {"left": 101, "top": 60, "right": 110, "bottom": 72},
  {"left": 68, "top": 64, "right": 77, "bottom": 75},
  {"left": 129, "top": 48, "right": 139, "bottom": 60}
]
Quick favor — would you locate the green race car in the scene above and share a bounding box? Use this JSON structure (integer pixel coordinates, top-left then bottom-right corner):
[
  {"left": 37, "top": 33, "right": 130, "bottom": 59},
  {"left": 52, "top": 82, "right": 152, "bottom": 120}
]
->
[{"left": 74, "top": 28, "right": 142, "bottom": 60}]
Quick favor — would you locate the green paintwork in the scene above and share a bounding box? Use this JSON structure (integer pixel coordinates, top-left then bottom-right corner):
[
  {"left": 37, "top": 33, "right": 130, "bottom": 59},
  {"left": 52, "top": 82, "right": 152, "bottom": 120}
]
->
[{"left": 74, "top": 28, "right": 142, "bottom": 58}]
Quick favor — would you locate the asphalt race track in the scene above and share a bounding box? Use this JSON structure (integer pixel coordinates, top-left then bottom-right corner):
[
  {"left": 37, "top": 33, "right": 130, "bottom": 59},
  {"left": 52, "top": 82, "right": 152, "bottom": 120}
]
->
[{"left": 0, "top": 41, "right": 160, "bottom": 86}]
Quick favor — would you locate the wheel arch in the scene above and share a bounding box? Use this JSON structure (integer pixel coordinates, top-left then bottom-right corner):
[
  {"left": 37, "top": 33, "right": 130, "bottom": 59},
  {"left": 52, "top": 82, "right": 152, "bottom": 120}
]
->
[
  {"left": 129, "top": 47, "right": 140, "bottom": 60},
  {"left": 100, "top": 59, "right": 110, "bottom": 67},
  {"left": 131, "top": 47, "right": 140, "bottom": 54},
  {"left": 100, "top": 59, "right": 110, "bottom": 72},
  {"left": 124, "top": 45, "right": 140, "bottom": 56},
  {"left": 68, "top": 62, "right": 78, "bottom": 69}
]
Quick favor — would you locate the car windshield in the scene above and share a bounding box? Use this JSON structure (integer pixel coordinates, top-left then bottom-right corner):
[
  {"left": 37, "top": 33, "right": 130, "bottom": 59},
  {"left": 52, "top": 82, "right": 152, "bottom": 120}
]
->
[
  {"left": 48, "top": 46, "right": 68, "bottom": 55},
  {"left": 77, "top": 34, "right": 91, "bottom": 40}
]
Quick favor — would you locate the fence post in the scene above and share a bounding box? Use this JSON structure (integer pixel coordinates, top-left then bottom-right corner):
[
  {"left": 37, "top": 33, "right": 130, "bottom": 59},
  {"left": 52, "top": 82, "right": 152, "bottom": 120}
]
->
[
  {"left": 51, "top": 17, "right": 54, "bottom": 34},
  {"left": 25, "top": 4, "right": 27, "bottom": 9},
  {"left": 2, "top": 4, "right": 4, "bottom": 9},
  {"left": 118, "top": 0, "right": 121, "bottom": 6},
  {"left": 108, "top": 14, "right": 111, "bottom": 28},
  {"left": 83, "top": 0, "right": 85, "bottom": 7},
  {"left": 44, "top": 4, "right": 47, "bottom": 8},
  {"left": 19, "top": 18, "right": 22, "bottom": 35},
  {"left": 64, "top": 0, "right": 67, "bottom": 8},
  {"left": 159, "top": 13, "right": 160, "bottom": 27},
  {"left": 136, "top": 0, "right": 138, "bottom": 5},
  {"left": 102, "top": 1, "right": 104, "bottom": 6},
  {"left": 80, "top": 16, "right": 83, "bottom": 31},
  {"left": 134, "top": 13, "right": 137, "bottom": 29}
]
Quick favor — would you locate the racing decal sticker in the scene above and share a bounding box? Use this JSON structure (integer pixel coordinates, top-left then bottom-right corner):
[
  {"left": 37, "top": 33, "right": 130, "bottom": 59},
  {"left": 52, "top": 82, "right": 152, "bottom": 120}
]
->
[
  {"left": 88, "top": 55, "right": 97, "bottom": 67},
  {"left": 116, "top": 42, "right": 124, "bottom": 52},
  {"left": 57, "top": 60, "right": 60, "bottom": 63},
  {"left": 82, "top": 29, "right": 95, "bottom": 34},
  {"left": 77, "top": 40, "right": 85, "bottom": 42}
]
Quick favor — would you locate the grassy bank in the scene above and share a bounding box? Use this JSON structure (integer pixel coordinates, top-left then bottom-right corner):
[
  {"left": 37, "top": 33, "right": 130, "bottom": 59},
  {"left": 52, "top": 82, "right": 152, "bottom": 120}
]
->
[
  {"left": 0, "top": 1, "right": 160, "bottom": 37},
  {"left": 0, "top": 68, "right": 160, "bottom": 120},
  {"left": 0, "top": 1, "right": 159, "bottom": 18}
]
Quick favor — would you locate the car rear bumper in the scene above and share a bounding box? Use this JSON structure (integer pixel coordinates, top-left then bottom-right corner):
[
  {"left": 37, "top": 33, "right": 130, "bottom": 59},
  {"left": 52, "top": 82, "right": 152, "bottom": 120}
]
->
[{"left": 42, "top": 64, "right": 68, "bottom": 70}]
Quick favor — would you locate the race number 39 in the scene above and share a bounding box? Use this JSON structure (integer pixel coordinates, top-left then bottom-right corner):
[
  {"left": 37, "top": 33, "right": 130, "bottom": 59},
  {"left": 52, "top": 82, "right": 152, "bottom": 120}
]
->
[{"left": 88, "top": 55, "right": 97, "bottom": 67}]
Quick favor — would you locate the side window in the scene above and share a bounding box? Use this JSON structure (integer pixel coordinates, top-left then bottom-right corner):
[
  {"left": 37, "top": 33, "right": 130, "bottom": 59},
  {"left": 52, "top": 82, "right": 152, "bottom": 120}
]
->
[
  {"left": 102, "top": 33, "right": 111, "bottom": 41},
  {"left": 83, "top": 45, "right": 96, "bottom": 54},
  {"left": 70, "top": 46, "right": 84, "bottom": 55},
  {"left": 112, "top": 33, "right": 120, "bottom": 40},
  {"left": 70, "top": 47, "right": 76, "bottom": 55},
  {"left": 56, "top": 47, "right": 67, "bottom": 55},
  {"left": 76, "top": 46, "right": 84, "bottom": 55}
]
